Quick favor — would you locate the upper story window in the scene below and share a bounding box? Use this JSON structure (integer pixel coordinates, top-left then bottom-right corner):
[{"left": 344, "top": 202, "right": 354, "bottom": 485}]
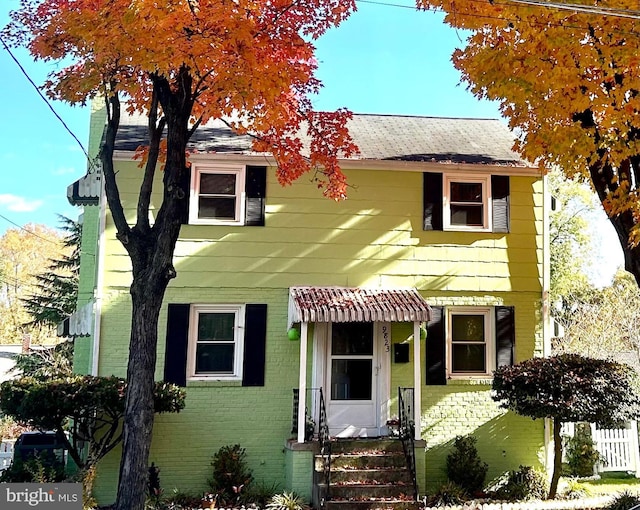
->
[
  {"left": 187, "top": 304, "right": 245, "bottom": 380},
  {"left": 445, "top": 176, "right": 489, "bottom": 230},
  {"left": 189, "top": 165, "right": 246, "bottom": 225},
  {"left": 423, "top": 172, "right": 510, "bottom": 233},
  {"left": 447, "top": 307, "right": 493, "bottom": 377}
]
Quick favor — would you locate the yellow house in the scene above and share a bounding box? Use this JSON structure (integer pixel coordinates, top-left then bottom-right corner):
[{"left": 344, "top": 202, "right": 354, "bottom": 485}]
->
[{"left": 68, "top": 108, "right": 549, "bottom": 507}]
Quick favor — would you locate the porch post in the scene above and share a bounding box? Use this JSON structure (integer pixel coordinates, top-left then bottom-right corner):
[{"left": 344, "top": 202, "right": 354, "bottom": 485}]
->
[
  {"left": 413, "top": 321, "right": 422, "bottom": 440},
  {"left": 297, "top": 321, "right": 309, "bottom": 443}
]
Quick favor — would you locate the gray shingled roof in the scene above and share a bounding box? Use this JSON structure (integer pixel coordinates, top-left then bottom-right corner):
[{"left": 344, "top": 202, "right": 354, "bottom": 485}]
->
[{"left": 116, "top": 112, "right": 528, "bottom": 166}]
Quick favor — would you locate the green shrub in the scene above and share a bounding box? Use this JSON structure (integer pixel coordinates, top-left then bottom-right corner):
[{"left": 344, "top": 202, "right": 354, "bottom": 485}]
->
[
  {"left": 446, "top": 435, "right": 488, "bottom": 494},
  {"left": 426, "top": 481, "right": 467, "bottom": 507},
  {"left": 493, "top": 465, "right": 548, "bottom": 501},
  {"left": 605, "top": 490, "right": 640, "bottom": 510},
  {"left": 561, "top": 477, "right": 593, "bottom": 500},
  {"left": 208, "top": 444, "right": 253, "bottom": 506},
  {"left": 162, "top": 489, "right": 203, "bottom": 509},
  {"left": 266, "top": 491, "right": 309, "bottom": 510},
  {"left": 245, "top": 481, "right": 281, "bottom": 508},
  {"left": 564, "top": 426, "right": 603, "bottom": 477},
  {"left": 0, "top": 452, "right": 65, "bottom": 483}
]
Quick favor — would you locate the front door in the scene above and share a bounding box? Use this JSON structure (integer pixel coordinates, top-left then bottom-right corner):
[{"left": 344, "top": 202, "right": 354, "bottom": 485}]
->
[{"left": 325, "top": 322, "right": 380, "bottom": 437}]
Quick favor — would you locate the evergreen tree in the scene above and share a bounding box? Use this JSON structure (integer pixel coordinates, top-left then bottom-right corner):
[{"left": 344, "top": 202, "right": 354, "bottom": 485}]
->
[{"left": 21, "top": 216, "right": 81, "bottom": 328}]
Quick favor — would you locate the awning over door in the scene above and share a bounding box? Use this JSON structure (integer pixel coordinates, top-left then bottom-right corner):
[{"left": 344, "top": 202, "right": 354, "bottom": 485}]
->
[{"left": 288, "top": 286, "right": 432, "bottom": 326}]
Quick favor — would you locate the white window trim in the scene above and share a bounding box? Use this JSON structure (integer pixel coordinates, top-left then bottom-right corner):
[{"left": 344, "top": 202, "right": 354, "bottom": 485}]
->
[
  {"left": 189, "top": 164, "right": 246, "bottom": 225},
  {"left": 446, "top": 306, "right": 494, "bottom": 378},
  {"left": 443, "top": 174, "right": 491, "bottom": 232},
  {"left": 187, "top": 304, "right": 245, "bottom": 381}
]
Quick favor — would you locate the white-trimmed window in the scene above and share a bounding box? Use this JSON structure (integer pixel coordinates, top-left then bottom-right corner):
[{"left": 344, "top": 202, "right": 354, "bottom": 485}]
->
[
  {"left": 447, "top": 307, "right": 494, "bottom": 377},
  {"left": 189, "top": 164, "right": 246, "bottom": 225},
  {"left": 443, "top": 175, "right": 490, "bottom": 231},
  {"left": 187, "top": 304, "right": 245, "bottom": 380}
]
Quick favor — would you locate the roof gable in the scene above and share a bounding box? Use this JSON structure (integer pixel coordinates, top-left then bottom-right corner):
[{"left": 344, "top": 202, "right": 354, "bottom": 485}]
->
[{"left": 114, "top": 112, "right": 528, "bottom": 167}]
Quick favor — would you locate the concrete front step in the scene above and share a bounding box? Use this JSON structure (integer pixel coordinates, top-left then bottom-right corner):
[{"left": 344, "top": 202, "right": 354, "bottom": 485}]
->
[
  {"left": 323, "top": 499, "right": 421, "bottom": 510},
  {"left": 330, "top": 438, "right": 405, "bottom": 454},
  {"left": 313, "top": 438, "right": 417, "bottom": 510},
  {"left": 329, "top": 483, "right": 415, "bottom": 500},
  {"left": 328, "top": 468, "right": 412, "bottom": 484},
  {"left": 321, "top": 453, "right": 407, "bottom": 470}
]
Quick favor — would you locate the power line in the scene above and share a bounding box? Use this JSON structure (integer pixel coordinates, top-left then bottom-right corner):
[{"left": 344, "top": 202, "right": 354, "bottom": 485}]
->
[
  {"left": 0, "top": 214, "right": 63, "bottom": 246},
  {"left": 358, "top": 0, "right": 640, "bottom": 28},
  {"left": 0, "top": 273, "right": 39, "bottom": 290},
  {"left": 506, "top": 0, "right": 640, "bottom": 20},
  {"left": 0, "top": 35, "right": 91, "bottom": 162},
  {"left": 0, "top": 214, "right": 96, "bottom": 258}
]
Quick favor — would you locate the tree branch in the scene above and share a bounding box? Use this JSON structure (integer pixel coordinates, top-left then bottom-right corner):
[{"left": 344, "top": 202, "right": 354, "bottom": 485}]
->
[
  {"left": 135, "top": 88, "right": 165, "bottom": 234},
  {"left": 101, "top": 92, "right": 132, "bottom": 245}
]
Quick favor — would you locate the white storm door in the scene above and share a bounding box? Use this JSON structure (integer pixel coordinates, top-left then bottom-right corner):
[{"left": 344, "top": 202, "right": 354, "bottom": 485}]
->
[{"left": 326, "top": 322, "right": 379, "bottom": 437}]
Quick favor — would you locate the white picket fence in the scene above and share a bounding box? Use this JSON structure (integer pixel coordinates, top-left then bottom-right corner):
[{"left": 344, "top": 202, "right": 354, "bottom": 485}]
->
[
  {"left": 592, "top": 422, "right": 640, "bottom": 475},
  {"left": 562, "top": 421, "right": 640, "bottom": 477},
  {"left": 0, "top": 439, "right": 15, "bottom": 472}
]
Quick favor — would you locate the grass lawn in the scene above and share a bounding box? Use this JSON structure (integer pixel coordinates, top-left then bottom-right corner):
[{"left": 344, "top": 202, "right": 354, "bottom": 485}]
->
[{"left": 575, "top": 472, "right": 640, "bottom": 496}]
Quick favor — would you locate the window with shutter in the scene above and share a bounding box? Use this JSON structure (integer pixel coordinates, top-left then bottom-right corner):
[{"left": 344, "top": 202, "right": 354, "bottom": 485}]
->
[
  {"left": 163, "top": 303, "right": 267, "bottom": 386},
  {"left": 188, "top": 164, "right": 266, "bottom": 226},
  {"left": 423, "top": 172, "right": 510, "bottom": 233},
  {"left": 425, "top": 305, "right": 515, "bottom": 383}
]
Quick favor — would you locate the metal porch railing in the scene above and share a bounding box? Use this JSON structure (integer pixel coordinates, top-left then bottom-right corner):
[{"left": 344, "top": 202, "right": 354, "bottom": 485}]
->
[
  {"left": 399, "top": 386, "right": 418, "bottom": 501},
  {"left": 292, "top": 388, "right": 332, "bottom": 506}
]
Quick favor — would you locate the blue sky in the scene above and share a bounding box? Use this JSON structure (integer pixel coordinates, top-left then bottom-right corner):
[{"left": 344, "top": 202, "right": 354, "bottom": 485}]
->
[
  {"left": 0, "top": 0, "right": 623, "bottom": 282},
  {"left": 0, "top": 1, "right": 501, "bottom": 233}
]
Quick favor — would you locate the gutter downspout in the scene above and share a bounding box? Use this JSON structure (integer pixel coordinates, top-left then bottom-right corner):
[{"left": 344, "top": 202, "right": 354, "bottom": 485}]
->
[{"left": 91, "top": 174, "right": 107, "bottom": 376}]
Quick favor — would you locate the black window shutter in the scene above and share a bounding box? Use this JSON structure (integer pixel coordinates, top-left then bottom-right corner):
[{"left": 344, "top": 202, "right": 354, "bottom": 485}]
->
[
  {"left": 426, "top": 306, "right": 446, "bottom": 385},
  {"left": 164, "top": 304, "right": 191, "bottom": 387},
  {"left": 491, "top": 175, "right": 510, "bottom": 233},
  {"left": 423, "top": 172, "right": 443, "bottom": 231},
  {"left": 242, "top": 304, "right": 268, "bottom": 386},
  {"left": 495, "top": 306, "right": 515, "bottom": 367},
  {"left": 245, "top": 166, "right": 267, "bottom": 226}
]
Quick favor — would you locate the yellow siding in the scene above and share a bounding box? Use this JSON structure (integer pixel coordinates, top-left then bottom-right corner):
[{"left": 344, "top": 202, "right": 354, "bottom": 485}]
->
[
  {"left": 93, "top": 160, "right": 545, "bottom": 503},
  {"left": 102, "top": 163, "right": 543, "bottom": 295}
]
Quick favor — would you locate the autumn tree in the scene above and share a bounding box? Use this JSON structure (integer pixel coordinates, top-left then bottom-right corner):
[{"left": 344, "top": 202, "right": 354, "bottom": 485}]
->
[
  {"left": 415, "top": 0, "right": 640, "bottom": 287},
  {"left": 0, "top": 224, "right": 67, "bottom": 345},
  {"left": 4, "top": 1, "right": 358, "bottom": 508},
  {"left": 493, "top": 354, "right": 640, "bottom": 499},
  {"left": 548, "top": 169, "right": 596, "bottom": 302},
  {"left": 554, "top": 270, "right": 640, "bottom": 360}
]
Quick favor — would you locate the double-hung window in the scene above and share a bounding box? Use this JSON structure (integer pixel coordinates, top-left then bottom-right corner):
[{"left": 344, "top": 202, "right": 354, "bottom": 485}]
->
[
  {"left": 447, "top": 307, "right": 493, "bottom": 377},
  {"left": 444, "top": 175, "right": 489, "bottom": 231},
  {"left": 187, "top": 304, "right": 245, "bottom": 380},
  {"left": 423, "top": 172, "right": 509, "bottom": 233},
  {"left": 189, "top": 165, "right": 246, "bottom": 225}
]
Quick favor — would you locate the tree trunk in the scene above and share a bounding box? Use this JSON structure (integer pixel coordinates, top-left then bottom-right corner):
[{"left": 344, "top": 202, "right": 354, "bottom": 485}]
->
[
  {"left": 589, "top": 158, "right": 640, "bottom": 287},
  {"left": 549, "top": 418, "right": 563, "bottom": 499},
  {"left": 113, "top": 73, "right": 193, "bottom": 510},
  {"left": 114, "top": 280, "right": 166, "bottom": 510}
]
